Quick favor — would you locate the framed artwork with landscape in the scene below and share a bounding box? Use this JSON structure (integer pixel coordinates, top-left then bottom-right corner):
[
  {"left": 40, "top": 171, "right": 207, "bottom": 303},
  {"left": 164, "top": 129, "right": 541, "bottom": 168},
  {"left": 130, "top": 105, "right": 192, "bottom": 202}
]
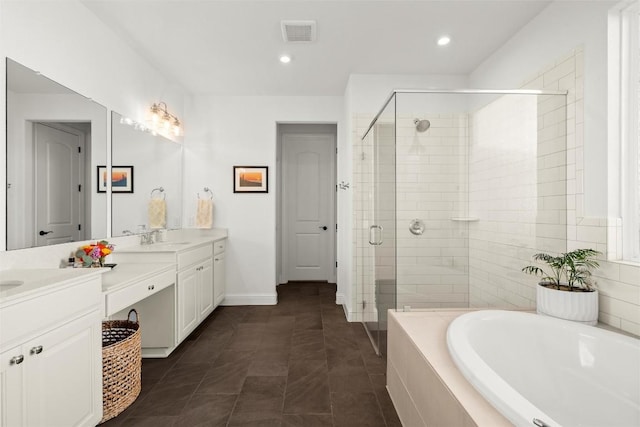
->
[
  {"left": 233, "top": 166, "right": 268, "bottom": 193},
  {"left": 97, "top": 165, "right": 134, "bottom": 193}
]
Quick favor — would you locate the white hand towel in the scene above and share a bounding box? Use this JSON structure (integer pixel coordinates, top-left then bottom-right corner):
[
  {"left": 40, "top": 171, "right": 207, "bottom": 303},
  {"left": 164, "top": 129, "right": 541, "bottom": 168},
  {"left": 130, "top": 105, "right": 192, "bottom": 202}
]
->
[
  {"left": 148, "top": 199, "right": 167, "bottom": 229},
  {"left": 196, "top": 199, "right": 213, "bottom": 229}
]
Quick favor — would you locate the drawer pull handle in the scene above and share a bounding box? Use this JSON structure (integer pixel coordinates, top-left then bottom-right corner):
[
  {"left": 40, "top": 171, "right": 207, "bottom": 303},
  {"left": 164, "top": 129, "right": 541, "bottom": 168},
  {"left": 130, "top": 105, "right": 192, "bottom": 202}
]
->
[
  {"left": 148, "top": 284, "right": 155, "bottom": 290},
  {"left": 10, "top": 355, "right": 24, "bottom": 365},
  {"left": 30, "top": 346, "right": 43, "bottom": 355},
  {"left": 215, "top": 258, "right": 219, "bottom": 261}
]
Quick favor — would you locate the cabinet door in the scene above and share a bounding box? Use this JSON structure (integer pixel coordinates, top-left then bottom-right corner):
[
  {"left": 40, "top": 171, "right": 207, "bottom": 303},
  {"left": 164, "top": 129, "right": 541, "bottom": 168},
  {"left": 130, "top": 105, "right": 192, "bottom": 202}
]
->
[
  {"left": 177, "top": 267, "right": 199, "bottom": 343},
  {"left": 0, "top": 345, "right": 25, "bottom": 427},
  {"left": 214, "top": 252, "right": 226, "bottom": 307},
  {"left": 25, "top": 310, "right": 102, "bottom": 427},
  {"left": 198, "top": 259, "right": 214, "bottom": 319}
]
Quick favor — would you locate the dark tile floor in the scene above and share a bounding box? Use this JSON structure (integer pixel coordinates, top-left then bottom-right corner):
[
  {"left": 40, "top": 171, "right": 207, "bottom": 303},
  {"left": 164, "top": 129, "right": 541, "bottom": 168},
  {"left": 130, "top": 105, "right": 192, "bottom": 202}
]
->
[{"left": 101, "top": 282, "right": 401, "bottom": 426}]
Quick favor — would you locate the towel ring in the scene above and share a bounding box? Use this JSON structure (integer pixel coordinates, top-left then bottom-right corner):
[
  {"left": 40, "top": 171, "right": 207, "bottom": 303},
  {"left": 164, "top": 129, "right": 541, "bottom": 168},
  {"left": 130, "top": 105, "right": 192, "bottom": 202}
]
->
[
  {"left": 198, "top": 187, "right": 213, "bottom": 200},
  {"left": 151, "top": 187, "right": 165, "bottom": 199}
]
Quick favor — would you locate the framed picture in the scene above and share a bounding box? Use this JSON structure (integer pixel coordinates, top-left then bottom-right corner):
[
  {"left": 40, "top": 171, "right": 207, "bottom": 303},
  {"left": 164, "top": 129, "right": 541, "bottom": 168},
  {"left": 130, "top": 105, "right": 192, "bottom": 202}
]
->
[
  {"left": 233, "top": 166, "right": 268, "bottom": 193},
  {"left": 97, "top": 165, "right": 134, "bottom": 193}
]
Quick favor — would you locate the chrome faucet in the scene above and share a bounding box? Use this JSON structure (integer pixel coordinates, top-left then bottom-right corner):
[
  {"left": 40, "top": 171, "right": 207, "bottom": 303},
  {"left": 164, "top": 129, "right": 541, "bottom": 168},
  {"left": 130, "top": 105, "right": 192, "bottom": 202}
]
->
[{"left": 140, "top": 230, "right": 158, "bottom": 245}]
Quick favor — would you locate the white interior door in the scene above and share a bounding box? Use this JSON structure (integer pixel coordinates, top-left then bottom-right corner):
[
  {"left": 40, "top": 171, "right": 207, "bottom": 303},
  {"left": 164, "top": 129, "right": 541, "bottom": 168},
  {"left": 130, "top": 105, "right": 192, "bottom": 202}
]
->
[
  {"left": 34, "top": 123, "right": 84, "bottom": 246},
  {"left": 283, "top": 132, "right": 335, "bottom": 281}
]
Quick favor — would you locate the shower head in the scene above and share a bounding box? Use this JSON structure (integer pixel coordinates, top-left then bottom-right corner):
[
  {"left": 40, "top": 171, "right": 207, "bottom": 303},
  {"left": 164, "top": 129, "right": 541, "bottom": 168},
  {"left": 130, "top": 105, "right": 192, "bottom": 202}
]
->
[{"left": 414, "top": 118, "right": 431, "bottom": 132}]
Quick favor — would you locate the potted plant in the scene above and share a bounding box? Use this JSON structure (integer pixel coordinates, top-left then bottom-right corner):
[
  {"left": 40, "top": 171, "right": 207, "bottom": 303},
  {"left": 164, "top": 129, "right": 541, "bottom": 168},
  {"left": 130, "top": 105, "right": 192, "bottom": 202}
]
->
[{"left": 522, "top": 248, "right": 600, "bottom": 325}]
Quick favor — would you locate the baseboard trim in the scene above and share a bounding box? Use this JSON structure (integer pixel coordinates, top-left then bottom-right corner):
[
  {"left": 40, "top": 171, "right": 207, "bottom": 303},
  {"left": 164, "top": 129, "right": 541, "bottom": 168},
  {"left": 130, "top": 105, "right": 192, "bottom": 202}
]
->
[
  {"left": 344, "top": 305, "right": 361, "bottom": 322},
  {"left": 221, "top": 294, "right": 278, "bottom": 306},
  {"left": 335, "top": 292, "right": 345, "bottom": 305}
]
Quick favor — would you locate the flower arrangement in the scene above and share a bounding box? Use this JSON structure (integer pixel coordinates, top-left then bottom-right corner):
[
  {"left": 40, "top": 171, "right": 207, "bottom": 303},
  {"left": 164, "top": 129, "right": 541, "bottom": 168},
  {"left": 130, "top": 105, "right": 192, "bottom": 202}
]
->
[{"left": 76, "top": 240, "right": 114, "bottom": 267}]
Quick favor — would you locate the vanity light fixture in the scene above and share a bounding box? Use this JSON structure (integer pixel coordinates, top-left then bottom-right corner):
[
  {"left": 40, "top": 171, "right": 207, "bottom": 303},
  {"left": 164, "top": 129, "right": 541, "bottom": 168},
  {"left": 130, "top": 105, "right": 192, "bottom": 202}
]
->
[{"left": 150, "top": 101, "right": 181, "bottom": 136}]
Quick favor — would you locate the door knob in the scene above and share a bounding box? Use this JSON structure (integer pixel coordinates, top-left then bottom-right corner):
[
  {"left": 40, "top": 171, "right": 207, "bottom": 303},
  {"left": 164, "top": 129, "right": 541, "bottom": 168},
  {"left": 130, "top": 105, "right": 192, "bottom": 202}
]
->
[
  {"left": 39, "top": 230, "right": 53, "bottom": 236},
  {"left": 319, "top": 226, "right": 328, "bottom": 230}
]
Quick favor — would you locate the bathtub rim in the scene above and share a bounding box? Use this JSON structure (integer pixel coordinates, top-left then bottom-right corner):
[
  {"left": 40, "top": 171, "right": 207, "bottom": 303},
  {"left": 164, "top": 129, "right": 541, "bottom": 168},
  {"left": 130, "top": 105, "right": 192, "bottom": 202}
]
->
[
  {"left": 446, "top": 309, "right": 640, "bottom": 427},
  {"left": 447, "top": 310, "right": 562, "bottom": 427}
]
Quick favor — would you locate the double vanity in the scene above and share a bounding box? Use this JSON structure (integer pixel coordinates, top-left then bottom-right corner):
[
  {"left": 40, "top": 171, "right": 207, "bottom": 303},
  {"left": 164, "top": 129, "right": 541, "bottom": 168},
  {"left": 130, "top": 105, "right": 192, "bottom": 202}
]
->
[{"left": 0, "top": 230, "right": 227, "bottom": 426}]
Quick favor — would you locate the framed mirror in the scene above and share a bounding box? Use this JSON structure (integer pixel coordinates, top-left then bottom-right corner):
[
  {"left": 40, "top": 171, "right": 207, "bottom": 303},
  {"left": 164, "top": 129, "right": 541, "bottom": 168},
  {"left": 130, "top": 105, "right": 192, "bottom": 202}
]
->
[
  {"left": 111, "top": 111, "right": 183, "bottom": 236},
  {"left": 6, "top": 58, "right": 108, "bottom": 250}
]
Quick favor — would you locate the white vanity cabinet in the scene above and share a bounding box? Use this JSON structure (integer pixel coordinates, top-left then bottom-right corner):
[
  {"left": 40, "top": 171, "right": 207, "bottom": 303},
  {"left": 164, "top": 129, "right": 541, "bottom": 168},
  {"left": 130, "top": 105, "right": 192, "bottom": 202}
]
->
[
  {"left": 111, "top": 232, "right": 228, "bottom": 351},
  {"left": 0, "top": 271, "right": 103, "bottom": 427},
  {"left": 177, "top": 245, "right": 214, "bottom": 343},
  {"left": 102, "top": 264, "right": 177, "bottom": 358},
  {"left": 213, "top": 240, "right": 226, "bottom": 307}
]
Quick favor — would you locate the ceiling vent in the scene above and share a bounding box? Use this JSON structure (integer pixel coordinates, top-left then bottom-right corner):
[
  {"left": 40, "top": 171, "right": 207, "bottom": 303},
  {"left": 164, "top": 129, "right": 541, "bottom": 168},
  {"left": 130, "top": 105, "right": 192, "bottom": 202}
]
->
[{"left": 281, "top": 20, "right": 316, "bottom": 43}]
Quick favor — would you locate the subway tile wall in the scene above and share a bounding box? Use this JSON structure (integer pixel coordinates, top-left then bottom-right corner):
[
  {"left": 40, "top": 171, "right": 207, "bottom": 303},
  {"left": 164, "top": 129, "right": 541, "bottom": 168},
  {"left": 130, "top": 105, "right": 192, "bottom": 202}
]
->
[
  {"left": 518, "top": 47, "right": 639, "bottom": 336},
  {"left": 467, "top": 91, "right": 567, "bottom": 309},
  {"left": 351, "top": 46, "right": 639, "bottom": 336},
  {"left": 394, "top": 114, "right": 469, "bottom": 310}
]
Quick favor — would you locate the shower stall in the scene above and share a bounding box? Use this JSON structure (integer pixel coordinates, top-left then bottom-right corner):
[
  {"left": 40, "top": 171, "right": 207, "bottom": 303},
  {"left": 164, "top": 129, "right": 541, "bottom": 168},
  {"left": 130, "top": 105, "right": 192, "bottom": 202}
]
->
[{"left": 356, "top": 90, "right": 568, "bottom": 355}]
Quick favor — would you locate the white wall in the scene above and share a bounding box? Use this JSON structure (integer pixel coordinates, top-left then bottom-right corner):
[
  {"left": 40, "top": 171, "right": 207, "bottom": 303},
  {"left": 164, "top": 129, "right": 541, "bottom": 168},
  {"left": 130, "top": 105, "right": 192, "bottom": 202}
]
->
[
  {"left": 470, "top": 0, "right": 616, "bottom": 218},
  {"left": 0, "top": 0, "right": 188, "bottom": 251},
  {"left": 182, "top": 95, "right": 344, "bottom": 305},
  {"left": 347, "top": 74, "right": 470, "bottom": 114},
  {"left": 339, "top": 84, "right": 355, "bottom": 315}
]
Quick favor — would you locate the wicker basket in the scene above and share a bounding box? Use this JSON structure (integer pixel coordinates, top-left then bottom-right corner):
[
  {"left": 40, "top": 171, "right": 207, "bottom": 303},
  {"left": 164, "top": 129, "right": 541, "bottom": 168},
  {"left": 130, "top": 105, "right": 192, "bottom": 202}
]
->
[{"left": 100, "top": 309, "right": 141, "bottom": 423}]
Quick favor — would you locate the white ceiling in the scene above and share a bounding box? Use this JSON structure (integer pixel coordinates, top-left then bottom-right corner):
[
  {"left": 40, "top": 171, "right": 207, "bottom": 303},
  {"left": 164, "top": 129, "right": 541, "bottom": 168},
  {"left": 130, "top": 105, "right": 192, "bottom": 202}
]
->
[{"left": 82, "top": 0, "right": 552, "bottom": 96}]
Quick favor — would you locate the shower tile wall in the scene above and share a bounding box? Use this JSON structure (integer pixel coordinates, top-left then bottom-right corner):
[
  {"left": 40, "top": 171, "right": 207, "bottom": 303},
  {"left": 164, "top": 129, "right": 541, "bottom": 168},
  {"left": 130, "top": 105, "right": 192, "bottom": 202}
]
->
[
  {"left": 394, "top": 114, "right": 469, "bottom": 309},
  {"left": 353, "top": 113, "right": 470, "bottom": 322},
  {"left": 549, "top": 47, "right": 639, "bottom": 335},
  {"left": 465, "top": 47, "right": 639, "bottom": 337},
  {"left": 467, "top": 91, "right": 567, "bottom": 308}
]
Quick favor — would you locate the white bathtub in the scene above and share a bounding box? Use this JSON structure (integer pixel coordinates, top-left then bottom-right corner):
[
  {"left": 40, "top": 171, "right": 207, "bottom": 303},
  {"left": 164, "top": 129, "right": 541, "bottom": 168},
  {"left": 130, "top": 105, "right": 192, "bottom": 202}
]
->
[{"left": 447, "top": 310, "right": 640, "bottom": 427}]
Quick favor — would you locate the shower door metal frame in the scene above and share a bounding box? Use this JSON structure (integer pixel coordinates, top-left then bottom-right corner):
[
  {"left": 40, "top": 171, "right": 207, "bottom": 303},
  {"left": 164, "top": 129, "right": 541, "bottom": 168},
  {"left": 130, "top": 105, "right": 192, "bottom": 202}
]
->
[{"left": 361, "top": 89, "right": 568, "bottom": 141}]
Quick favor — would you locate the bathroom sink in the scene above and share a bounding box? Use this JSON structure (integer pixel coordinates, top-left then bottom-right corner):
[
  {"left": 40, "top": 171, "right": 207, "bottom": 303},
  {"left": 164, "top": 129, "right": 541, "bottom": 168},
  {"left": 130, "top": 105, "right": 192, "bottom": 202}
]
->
[
  {"left": 152, "top": 241, "right": 192, "bottom": 250},
  {"left": 0, "top": 280, "right": 24, "bottom": 289}
]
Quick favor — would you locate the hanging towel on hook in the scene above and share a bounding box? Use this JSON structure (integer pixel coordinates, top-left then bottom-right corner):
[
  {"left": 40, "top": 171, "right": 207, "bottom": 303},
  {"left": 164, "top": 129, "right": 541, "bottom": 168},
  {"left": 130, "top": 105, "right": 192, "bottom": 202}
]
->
[
  {"left": 148, "top": 199, "right": 167, "bottom": 229},
  {"left": 196, "top": 198, "right": 213, "bottom": 229}
]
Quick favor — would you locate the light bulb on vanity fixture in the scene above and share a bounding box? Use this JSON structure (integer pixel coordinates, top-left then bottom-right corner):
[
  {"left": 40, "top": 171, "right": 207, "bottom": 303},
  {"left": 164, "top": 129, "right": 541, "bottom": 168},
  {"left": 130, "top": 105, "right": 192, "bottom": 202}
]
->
[{"left": 150, "top": 101, "right": 181, "bottom": 136}]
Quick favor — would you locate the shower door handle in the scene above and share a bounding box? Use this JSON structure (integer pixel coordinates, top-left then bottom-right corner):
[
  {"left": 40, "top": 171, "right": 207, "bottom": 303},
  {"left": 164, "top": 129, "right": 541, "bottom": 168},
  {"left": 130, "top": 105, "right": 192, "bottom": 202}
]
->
[{"left": 369, "top": 225, "right": 383, "bottom": 246}]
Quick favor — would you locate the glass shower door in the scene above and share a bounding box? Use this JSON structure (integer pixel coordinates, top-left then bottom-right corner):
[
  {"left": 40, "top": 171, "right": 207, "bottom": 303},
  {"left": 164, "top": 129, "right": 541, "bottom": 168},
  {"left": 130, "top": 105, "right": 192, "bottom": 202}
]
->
[{"left": 361, "top": 96, "right": 396, "bottom": 356}]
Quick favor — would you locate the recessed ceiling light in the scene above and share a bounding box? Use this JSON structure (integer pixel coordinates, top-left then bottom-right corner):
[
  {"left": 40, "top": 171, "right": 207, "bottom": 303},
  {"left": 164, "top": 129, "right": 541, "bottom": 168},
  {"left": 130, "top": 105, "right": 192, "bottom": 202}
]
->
[
  {"left": 437, "top": 36, "right": 451, "bottom": 46},
  {"left": 279, "top": 55, "right": 292, "bottom": 64}
]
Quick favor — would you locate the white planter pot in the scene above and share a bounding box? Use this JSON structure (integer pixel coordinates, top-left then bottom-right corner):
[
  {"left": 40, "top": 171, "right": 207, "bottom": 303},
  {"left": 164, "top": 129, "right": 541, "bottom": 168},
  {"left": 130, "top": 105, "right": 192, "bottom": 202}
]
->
[{"left": 536, "top": 283, "right": 599, "bottom": 325}]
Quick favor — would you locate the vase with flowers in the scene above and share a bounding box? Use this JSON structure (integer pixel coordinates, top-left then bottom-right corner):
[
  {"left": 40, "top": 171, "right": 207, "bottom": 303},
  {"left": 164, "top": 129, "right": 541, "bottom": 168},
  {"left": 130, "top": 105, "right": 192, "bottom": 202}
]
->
[{"left": 76, "top": 240, "right": 114, "bottom": 267}]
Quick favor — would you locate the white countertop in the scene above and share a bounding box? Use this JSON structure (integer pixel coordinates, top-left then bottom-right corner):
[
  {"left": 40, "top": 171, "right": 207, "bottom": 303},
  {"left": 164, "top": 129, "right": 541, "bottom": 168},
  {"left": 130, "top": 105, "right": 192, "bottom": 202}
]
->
[
  {"left": 0, "top": 268, "right": 106, "bottom": 304},
  {"left": 115, "top": 229, "right": 227, "bottom": 254},
  {"left": 101, "top": 263, "right": 176, "bottom": 293}
]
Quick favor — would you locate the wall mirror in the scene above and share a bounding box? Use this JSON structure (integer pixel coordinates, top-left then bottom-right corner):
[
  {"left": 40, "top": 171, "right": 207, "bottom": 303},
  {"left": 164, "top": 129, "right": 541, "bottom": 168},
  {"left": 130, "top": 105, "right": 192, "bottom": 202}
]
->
[
  {"left": 6, "top": 58, "right": 107, "bottom": 250},
  {"left": 111, "top": 111, "right": 183, "bottom": 236}
]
